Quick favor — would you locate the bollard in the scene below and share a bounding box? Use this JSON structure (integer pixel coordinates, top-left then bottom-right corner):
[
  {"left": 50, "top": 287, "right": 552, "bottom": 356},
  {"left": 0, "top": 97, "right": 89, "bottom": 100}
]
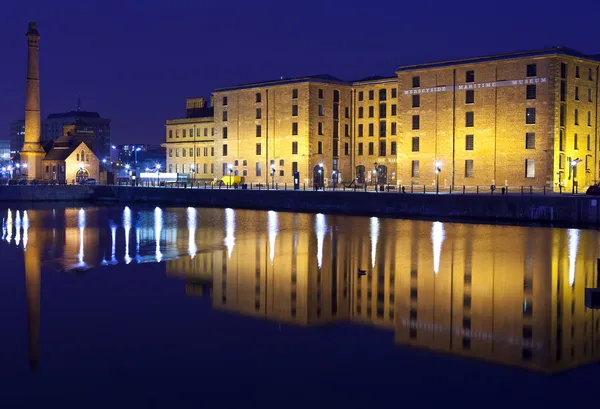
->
[
  {"left": 543, "top": 185, "right": 546, "bottom": 195},
  {"left": 402, "top": 186, "right": 406, "bottom": 194},
  {"left": 462, "top": 185, "right": 465, "bottom": 194},
  {"left": 365, "top": 184, "right": 367, "bottom": 192},
  {"left": 476, "top": 185, "right": 479, "bottom": 194},
  {"left": 276, "top": 183, "right": 278, "bottom": 190},
  {"left": 521, "top": 186, "right": 524, "bottom": 195},
  {"left": 449, "top": 186, "right": 452, "bottom": 194},
  {"left": 530, "top": 186, "right": 533, "bottom": 194},
  {"left": 423, "top": 185, "right": 426, "bottom": 194},
  {"left": 411, "top": 184, "right": 414, "bottom": 193},
  {"left": 303, "top": 183, "right": 306, "bottom": 191}
]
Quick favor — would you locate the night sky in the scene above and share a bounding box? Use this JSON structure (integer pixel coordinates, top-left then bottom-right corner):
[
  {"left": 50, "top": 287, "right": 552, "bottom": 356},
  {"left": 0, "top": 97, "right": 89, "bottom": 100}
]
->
[{"left": 1, "top": 0, "right": 598, "bottom": 145}]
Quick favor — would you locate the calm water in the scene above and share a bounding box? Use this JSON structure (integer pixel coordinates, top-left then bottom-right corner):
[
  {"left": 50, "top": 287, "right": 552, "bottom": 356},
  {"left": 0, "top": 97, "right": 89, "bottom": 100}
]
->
[{"left": 0, "top": 204, "right": 599, "bottom": 405}]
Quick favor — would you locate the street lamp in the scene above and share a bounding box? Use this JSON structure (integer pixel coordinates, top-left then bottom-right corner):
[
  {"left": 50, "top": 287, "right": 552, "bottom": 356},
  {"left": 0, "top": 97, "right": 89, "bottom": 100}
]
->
[
  {"left": 435, "top": 161, "right": 442, "bottom": 194},
  {"left": 373, "top": 162, "right": 378, "bottom": 186},
  {"left": 571, "top": 158, "right": 582, "bottom": 194},
  {"left": 318, "top": 163, "right": 324, "bottom": 190},
  {"left": 228, "top": 164, "right": 233, "bottom": 189},
  {"left": 270, "top": 163, "right": 276, "bottom": 189}
]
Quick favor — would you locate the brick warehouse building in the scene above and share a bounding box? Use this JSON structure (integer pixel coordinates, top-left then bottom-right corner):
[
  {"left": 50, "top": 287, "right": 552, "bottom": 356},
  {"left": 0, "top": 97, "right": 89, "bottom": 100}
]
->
[{"left": 164, "top": 47, "right": 600, "bottom": 191}]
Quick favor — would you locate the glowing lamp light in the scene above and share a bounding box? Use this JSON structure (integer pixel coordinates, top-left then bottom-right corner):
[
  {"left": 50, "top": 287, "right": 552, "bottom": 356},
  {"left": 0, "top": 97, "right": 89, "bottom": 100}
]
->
[
  {"left": 319, "top": 163, "right": 324, "bottom": 168},
  {"left": 125, "top": 164, "right": 130, "bottom": 170},
  {"left": 145, "top": 167, "right": 150, "bottom": 171},
  {"left": 111, "top": 145, "right": 116, "bottom": 149},
  {"left": 22, "top": 164, "right": 27, "bottom": 169},
  {"left": 156, "top": 163, "right": 161, "bottom": 169},
  {"left": 15, "top": 164, "right": 20, "bottom": 168},
  {"left": 102, "top": 159, "right": 107, "bottom": 163}
]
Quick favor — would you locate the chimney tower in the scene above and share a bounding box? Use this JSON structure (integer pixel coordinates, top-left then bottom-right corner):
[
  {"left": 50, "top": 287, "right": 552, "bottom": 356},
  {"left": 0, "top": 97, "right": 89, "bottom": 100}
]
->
[{"left": 20, "top": 22, "right": 45, "bottom": 180}]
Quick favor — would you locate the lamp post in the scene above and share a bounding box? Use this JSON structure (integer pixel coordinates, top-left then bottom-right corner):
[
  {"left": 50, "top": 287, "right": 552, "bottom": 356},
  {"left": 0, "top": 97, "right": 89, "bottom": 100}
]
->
[
  {"left": 373, "top": 162, "right": 378, "bottom": 186},
  {"left": 228, "top": 164, "right": 233, "bottom": 189},
  {"left": 134, "top": 147, "right": 141, "bottom": 167},
  {"left": 270, "top": 163, "right": 276, "bottom": 189},
  {"left": 571, "top": 158, "right": 582, "bottom": 194},
  {"left": 332, "top": 170, "right": 337, "bottom": 188},
  {"left": 156, "top": 163, "right": 161, "bottom": 186},
  {"left": 435, "top": 161, "right": 442, "bottom": 195},
  {"left": 318, "top": 162, "right": 324, "bottom": 190}
]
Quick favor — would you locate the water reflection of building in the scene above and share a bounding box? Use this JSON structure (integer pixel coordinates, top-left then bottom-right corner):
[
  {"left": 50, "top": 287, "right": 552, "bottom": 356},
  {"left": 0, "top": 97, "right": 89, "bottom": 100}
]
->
[
  {"left": 162, "top": 210, "right": 599, "bottom": 373},
  {"left": 3, "top": 206, "right": 599, "bottom": 373}
]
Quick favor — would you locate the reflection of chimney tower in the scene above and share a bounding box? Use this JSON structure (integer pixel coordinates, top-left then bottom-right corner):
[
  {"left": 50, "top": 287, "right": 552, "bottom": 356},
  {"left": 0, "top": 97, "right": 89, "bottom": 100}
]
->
[{"left": 20, "top": 22, "right": 45, "bottom": 180}]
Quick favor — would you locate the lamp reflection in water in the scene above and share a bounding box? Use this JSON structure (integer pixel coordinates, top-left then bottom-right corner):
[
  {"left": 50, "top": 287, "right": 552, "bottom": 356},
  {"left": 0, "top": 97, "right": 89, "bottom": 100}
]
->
[
  {"left": 224, "top": 208, "right": 235, "bottom": 259},
  {"left": 5, "top": 209, "right": 12, "bottom": 243},
  {"left": 135, "top": 217, "right": 141, "bottom": 263},
  {"left": 431, "top": 221, "right": 445, "bottom": 275},
  {"left": 123, "top": 207, "right": 132, "bottom": 264},
  {"left": 268, "top": 210, "right": 278, "bottom": 263},
  {"left": 370, "top": 217, "right": 379, "bottom": 268},
  {"left": 316, "top": 213, "right": 326, "bottom": 269},
  {"left": 568, "top": 228, "right": 579, "bottom": 286},
  {"left": 22, "top": 210, "right": 29, "bottom": 250},
  {"left": 15, "top": 210, "right": 21, "bottom": 246},
  {"left": 154, "top": 207, "right": 163, "bottom": 262},
  {"left": 77, "top": 208, "right": 86, "bottom": 267},
  {"left": 187, "top": 207, "right": 197, "bottom": 258}
]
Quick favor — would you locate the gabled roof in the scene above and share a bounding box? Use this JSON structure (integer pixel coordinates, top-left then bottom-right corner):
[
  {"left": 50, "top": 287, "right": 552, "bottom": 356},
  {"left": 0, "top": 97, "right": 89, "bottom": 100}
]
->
[
  {"left": 396, "top": 46, "right": 600, "bottom": 72},
  {"left": 43, "top": 141, "right": 94, "bottom": 162}
]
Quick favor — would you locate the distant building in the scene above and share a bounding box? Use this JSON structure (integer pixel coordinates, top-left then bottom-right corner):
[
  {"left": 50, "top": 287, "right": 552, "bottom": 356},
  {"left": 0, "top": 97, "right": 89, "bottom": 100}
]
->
[
  {"left": 41, "top": 118, "right": 103, "bottom": 184},
  {"left": 114, "top": 144, "right": 166, "bottom": 170},
  {"left": 163, "top": 97, "right": 215, "bottom": 178},
  {"left": 10, "top": 106, "right": 111, "bottom": 159},
  {"left": 0, "top": 140, "right": 10, "bottom": 165}
]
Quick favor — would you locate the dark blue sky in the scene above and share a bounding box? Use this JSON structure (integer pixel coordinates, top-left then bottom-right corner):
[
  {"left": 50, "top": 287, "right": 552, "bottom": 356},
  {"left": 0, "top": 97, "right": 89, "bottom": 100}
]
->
[{"left": 0, "top": 0, "right": 597, "bottom": 145}]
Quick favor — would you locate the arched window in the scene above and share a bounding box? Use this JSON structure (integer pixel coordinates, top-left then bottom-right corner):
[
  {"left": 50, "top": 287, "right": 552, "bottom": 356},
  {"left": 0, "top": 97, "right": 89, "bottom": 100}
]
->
[{"left": 243, "top": 160, "right": 247, "bottom": 166}]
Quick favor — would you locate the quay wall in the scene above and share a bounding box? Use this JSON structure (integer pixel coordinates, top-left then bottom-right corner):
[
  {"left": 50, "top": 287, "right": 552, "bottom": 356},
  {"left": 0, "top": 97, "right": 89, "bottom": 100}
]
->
[
  {"left": 90, "top": 185, "right": 600, "bottom": 226},
  {"left": 0, "top": 185, "right": 92, "bottom": 202}
]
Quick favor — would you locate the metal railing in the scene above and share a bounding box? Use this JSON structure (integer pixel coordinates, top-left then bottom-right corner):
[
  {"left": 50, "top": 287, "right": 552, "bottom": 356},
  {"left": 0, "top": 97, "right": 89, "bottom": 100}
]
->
[{"left": 111, "top": 180, "right": 584, "bottom": 195}]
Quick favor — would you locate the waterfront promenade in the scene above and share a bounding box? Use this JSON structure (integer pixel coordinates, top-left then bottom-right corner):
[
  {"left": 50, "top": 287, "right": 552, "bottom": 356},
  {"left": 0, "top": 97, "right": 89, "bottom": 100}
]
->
[{"left": 1, "top": 184, "right": 598, "bottom": 226}]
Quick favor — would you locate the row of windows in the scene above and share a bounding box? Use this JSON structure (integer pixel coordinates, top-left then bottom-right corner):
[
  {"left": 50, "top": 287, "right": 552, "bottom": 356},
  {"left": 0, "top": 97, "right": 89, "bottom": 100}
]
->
[
  {"left": 169, "top": 147, "right": 215, "bottom": 158},
  {"left": 559, "top": 132, "right": 594, "bottom": 152},
  {"left": 356, "top": 141, "right": 398, "bottom": 156},
  {"left": 411, "top": 63, "right": 593, "bottom": 88},
  {"left": 222, "top": 122, "right": 354, "bottom": 139},
  {"left": 224, "top": 142, "right": 352, "bottom": 157},
  {"left": 409, "top": 159, "right": 537, "bottom": 179},
  {"left": 358, "top": 104, "right": 397, "bottom": 118},
  {"left": 410, "top": 133, "right": 537, "bottom": 152},
  {"left": 168, "top": 127, "right": 214, "bottom": 139},
  {"left": 411, "top": 85, "right": 539, "bottom": 108},
  {"left": 357, "top": 88, "right": 398, "bottom": 102},
  {"left": 561, "top": 63, "right": 594, "bottom": 81},
  {"left": 221, "top": 161, "right": 301, "bottom": 177},
  {"left": 169, "top": 163, "right": 215, "bottom": 174},
  {"left": 357, "top": 122, "right": 397, "bottom": 137},
  {"left": 412, "top": 108, "right": 537, "bottom": 130},
  {"left": 557, "top": 154, "right": 592, "bottom": 172},
  {"left": 222, "top": 88, "right": 343, "bottom": 108}
]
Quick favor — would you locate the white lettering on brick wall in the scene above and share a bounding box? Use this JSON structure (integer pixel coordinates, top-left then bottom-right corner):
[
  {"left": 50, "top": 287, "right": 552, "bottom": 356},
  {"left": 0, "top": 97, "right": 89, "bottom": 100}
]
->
[{"left": 402, "top": 77, "right": 548, "bottom": 95}]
